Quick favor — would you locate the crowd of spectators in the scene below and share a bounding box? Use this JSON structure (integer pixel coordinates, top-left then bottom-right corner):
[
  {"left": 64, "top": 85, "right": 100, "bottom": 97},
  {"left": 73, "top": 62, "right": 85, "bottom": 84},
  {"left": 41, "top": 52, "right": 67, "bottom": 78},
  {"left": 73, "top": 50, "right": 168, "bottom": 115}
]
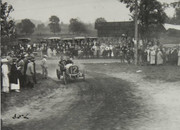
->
[
  {"left": 1, "top": 36, "right": 180, "bottom": 93},
  {"left": 1, "top": 52, "right": 37, "bottom": 93},
  {"left": 1, "top": 36, "right": 180, "bottom": 66}
]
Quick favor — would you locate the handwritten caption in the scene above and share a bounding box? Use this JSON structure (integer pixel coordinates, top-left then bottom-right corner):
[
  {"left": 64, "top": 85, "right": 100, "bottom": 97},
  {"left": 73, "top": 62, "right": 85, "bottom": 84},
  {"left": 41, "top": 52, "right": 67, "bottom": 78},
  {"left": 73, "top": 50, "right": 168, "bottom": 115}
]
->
[{"left": 12, "top": 114, "right": 29, "bottom": 119}]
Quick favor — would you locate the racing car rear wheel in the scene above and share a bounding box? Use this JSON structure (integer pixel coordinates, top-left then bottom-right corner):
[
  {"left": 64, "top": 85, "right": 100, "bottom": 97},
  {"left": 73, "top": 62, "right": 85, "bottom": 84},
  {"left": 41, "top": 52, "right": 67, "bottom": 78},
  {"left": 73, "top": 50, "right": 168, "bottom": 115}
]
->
[
  {"left": 82, "top": 73, "right": 85, "bottom": 81},
  {"left": 63, "top": 72, "right": 67, "bottom": 85}
]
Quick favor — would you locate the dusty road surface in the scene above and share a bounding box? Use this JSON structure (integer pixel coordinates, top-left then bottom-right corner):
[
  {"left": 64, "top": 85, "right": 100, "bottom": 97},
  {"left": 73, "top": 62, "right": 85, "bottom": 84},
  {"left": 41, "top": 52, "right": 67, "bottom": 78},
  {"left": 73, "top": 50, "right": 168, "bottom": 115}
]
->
[{"left": 2, "top": 59, "right": 180, "bottom": 130}]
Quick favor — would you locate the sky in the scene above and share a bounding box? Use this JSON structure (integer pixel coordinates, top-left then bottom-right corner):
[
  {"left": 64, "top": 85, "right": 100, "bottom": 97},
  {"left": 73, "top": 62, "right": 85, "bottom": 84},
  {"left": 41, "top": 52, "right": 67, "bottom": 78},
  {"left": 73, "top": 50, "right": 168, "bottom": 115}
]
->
[{"left": 3, "top": 0, "right": 178, "bottom": 24}]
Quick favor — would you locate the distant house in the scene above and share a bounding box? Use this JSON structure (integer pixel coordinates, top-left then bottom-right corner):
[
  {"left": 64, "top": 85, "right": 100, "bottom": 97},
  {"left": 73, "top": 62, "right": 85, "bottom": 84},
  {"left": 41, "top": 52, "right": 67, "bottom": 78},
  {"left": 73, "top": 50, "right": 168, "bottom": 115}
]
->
[
  {"left": 95, "top": 21, "right": 134, "bottom": 37},
  {"left": 164, "top": 24, "right": 180, "bottom": 31}
]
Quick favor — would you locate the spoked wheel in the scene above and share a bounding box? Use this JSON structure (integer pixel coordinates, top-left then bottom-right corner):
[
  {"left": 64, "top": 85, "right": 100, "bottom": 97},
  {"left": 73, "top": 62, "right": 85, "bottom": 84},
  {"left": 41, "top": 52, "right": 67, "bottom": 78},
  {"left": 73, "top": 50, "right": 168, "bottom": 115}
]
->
[
  {"left": 63, "top": 72, "right": 67, "bottom": 85},
  {"left": 82, "top": 73, "right": 85, "bottom": 81},
  {"left": 56, "top": 69, "right": 60, "bottom": 79}
]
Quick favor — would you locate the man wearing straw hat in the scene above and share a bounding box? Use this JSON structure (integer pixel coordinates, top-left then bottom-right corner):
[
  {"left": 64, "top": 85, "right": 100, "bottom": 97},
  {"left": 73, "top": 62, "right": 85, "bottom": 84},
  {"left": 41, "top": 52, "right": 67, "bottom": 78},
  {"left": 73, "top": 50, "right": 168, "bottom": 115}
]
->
[
  {"left": 1, "top": 59, "right": 10, "bottom": 93},
  {"left": 26, "top": 57, "right": 34, "bottom": 88}
]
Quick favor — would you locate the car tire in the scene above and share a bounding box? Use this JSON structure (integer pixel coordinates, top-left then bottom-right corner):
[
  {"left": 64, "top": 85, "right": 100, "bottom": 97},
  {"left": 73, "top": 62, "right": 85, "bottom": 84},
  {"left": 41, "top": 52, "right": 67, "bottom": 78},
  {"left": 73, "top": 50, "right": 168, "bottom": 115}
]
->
[
  {"left": 82, "top": 73, "right": 85, "bottom": 81},
  {"left": 63, "top": 72, "right": 67, "bottom": 85}
]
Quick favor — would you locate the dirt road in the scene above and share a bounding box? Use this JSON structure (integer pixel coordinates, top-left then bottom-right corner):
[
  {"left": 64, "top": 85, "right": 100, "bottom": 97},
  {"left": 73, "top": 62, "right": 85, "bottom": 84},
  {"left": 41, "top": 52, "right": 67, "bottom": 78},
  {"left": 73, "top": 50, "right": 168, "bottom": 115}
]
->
[{"left": 2, "top": 59, "right": 180, "bottom": 130}]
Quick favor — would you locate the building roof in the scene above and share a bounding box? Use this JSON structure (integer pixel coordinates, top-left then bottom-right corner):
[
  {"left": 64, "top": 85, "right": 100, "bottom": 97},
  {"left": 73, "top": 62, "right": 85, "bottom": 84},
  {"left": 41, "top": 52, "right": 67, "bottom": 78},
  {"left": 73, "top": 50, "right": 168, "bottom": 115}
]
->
[
  {"left": 48, "top": 37, "right": 61, "bottom": 40},
  {"left": 164, "top": 24, "right": 180, "bottom": 31}
]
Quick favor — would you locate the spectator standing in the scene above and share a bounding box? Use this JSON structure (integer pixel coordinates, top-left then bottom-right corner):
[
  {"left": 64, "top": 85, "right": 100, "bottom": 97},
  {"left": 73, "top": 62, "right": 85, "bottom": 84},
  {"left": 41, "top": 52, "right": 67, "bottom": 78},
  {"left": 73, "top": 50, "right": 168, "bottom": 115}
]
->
[
  {"left": 1, "top": 59, "right": 10, "bottom": 93},
  {"left": 150, "top": 48, "right": 156, "bottom": 65},
  {"left": 17, "top": 55, "right": 25, "bottom": 88},
  {"left": 121, "top": 44, "right": 127, "bottom": 61},
  {"left": 109, "top": 45, "right": 113, "bottom": 58},
  {"left": 146, "top": 47, "right": 150, "bottom": 64},
  {"left": 53, "top": 48, "right": 57, "bottom": 56},
  {"left": 105, "top": 45, "right": 110, "bottom": 58},
  {"left": 31, "top": 57, "right": 37, "bottom": 84},
  {"left": 26, "top": 58, "right": 34, "bottom": 88},
  {"left": 119, "top": 49, "right": 124, "bottom": 63},
  {"left": 47, "top": 47, "right": 52, "bottom": 58},
  {"left": 166, "top": 48, "right": 170, "bottom": 64},
  {"left": 96, "top": 45, "right": 100, "bottom": 58},
  {"left": 41, "top": 55, "right": 48, "bottom": 79},
  {"left": 138, "top": 46, "right": 143, "bottom": 65},
  {"left": 126, "top": 48, "right": 131, "bottom": 64},
  {"left": 157, "top": 49, "right": 163, "bottom": 65},
  {"left": 91, "top": 44, "right": 97, "bottom": 58},
  {"left": 9, "top": 58, "right": 20, "bottom": 92},
  {"left": 171, "top": 48, "right": 178, "bottom": 65}
]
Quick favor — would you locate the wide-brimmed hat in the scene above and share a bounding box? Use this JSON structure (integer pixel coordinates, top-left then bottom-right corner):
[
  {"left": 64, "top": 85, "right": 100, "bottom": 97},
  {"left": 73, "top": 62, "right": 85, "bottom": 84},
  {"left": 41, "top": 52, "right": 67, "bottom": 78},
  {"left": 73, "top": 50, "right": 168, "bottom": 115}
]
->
[
  {"left": 43, "top": 55, "right": 47, "bottom": 58},
  {"left": 24, "top": 54, "right": 28, "bottom": 57},
  {"left": 1, "top": 59, "right": 9, "bottom": 63}
]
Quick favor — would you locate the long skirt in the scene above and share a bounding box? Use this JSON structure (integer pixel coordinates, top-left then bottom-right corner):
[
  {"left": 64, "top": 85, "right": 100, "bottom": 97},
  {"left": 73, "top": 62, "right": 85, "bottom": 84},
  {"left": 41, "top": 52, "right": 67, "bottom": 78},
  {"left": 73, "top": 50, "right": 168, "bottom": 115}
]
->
[
  {"left": 2, "top": 75, "right": 9, "bottom": 92},
  {"left": 11, "top": 79, "right": 20, "bottom": 90},
  {"left": 150, "top": 55, "right": 156, "bottom": 64},
  {"left": 157, "top": 55, "right": 163, "bottom": 65}
]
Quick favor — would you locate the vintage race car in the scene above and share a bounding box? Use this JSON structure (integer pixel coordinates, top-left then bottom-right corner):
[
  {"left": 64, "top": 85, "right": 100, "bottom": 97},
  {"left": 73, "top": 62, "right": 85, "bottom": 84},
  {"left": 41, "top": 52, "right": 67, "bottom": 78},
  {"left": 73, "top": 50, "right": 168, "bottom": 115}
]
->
[{"left": 56, "top": 62, "right": 85, "bottom": 84}]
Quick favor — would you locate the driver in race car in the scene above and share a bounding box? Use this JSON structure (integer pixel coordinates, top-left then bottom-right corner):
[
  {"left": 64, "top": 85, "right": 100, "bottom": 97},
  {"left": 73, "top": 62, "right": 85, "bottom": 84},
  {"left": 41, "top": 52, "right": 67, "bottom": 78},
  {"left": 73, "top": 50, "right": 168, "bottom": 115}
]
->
[
  {"left": 58, "top": 56, "right": 73, "bottom": 71},
  {"left": 58, "top": 56, "right": 66, "bottom": 72},
  {"left": 66, "top": 57, "right": 73, "bottom": 65},
  {"left": 64, "top": 57, "right": 73, "bottom": 70}
]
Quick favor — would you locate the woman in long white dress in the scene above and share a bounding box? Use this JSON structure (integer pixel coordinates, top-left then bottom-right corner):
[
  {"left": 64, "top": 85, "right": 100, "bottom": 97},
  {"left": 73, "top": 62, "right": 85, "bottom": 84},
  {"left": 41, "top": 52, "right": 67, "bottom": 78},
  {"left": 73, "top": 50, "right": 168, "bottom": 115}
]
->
[
  {"left": 157, "top": 49, "right": 163, "bottom": 65},
  {"left": 150, "top": 48, "right": 156, "bottom": 65},
  {"left": 53, "top": 48, "right": 57, "bottom": 56},
  {"left": 1, "top": 59, "right": 10, "bottom": 93},
  {"left": 47, "top": 47, "right": 52, "bottom": 58}
]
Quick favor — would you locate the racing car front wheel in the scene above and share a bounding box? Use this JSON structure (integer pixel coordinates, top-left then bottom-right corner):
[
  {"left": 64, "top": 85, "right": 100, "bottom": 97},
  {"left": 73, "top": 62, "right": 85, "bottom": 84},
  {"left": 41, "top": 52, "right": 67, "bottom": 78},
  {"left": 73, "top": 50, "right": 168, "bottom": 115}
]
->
[{"left": 63, "top": 72, "right": 67, "bottom": 85}]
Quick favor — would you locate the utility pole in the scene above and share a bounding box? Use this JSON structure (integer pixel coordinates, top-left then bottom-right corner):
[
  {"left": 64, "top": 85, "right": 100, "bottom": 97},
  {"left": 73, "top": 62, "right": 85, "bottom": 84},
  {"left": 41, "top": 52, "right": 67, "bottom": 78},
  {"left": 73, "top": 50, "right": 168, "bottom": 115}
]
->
[{"left": 134, "top": 0, "right": 138, "bottom": 65}]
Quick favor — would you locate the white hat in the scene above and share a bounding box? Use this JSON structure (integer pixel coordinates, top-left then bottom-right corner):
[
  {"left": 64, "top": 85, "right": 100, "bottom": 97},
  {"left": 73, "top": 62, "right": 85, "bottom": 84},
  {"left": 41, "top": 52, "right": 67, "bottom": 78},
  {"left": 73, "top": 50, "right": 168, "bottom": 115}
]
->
[
  {"left": 43, "top": 55, "right": 47, "bottom": 58},
  {"left": 24, "top": 54, "right": 28, "bottom": 57},
  {"left": 1, "top": 59, "right": 9, "bottom": 63}
]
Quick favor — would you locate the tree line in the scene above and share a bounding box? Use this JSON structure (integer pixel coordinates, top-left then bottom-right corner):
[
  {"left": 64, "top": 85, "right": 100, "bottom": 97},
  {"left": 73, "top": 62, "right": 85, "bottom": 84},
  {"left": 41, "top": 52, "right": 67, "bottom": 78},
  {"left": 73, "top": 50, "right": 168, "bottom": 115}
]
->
[
  {"left": 1, "top": 0, "right": 180, "bottom": 43},
  {"left": 15, "top": 16, "right": 97, "bottom": 35}
]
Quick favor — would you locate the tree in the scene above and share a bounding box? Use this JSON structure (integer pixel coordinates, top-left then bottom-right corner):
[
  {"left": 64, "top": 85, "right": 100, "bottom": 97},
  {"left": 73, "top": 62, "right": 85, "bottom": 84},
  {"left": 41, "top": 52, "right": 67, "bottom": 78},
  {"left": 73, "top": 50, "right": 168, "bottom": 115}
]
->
[
  {"left": 120, "top": 0, "right": 166, "bottom": 65},
  {"left": 95, "top": 17, "right": 107, "bottom": 29},
  {"left": 69, "top": 18, "right": 87, "bottom": 34},
  {"left": 34, "top": 23, "right": 47, "bottom": 35},
  {"left": 48, "top": 15, "right": 61, "bottom": 34},
  {"left": 95, "top": 17, "right": 107, "bottom": 24},
  {"left": 37, "top": 23, "right": 45, "bottom": 30},
  {"left": 120, "top": 0, "right": 167, "bottom": 39},
  {"left": 1, "top": 2, "right": 16, "bottom": 40},
  {"left": 166, "top": 1, "right": 180, "bottom": 25},
  {"left": 16, "top": 19, "right": 35, "bottom": 35},
  {"left": 174, "top": 7, "right": 180, "bottom": 24},
  {"left": 138, "top": 0, "right": 167, "bottom": 39}
]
